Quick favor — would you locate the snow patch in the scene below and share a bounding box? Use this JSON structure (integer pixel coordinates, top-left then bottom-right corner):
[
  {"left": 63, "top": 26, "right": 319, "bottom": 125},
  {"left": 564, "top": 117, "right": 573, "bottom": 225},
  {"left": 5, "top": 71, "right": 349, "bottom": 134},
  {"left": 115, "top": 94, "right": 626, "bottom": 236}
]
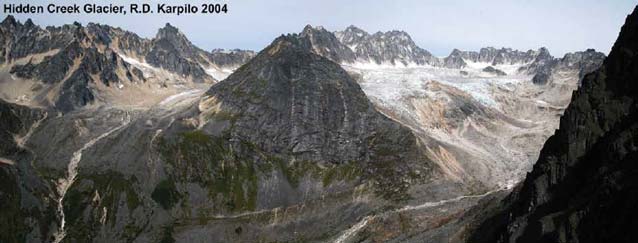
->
[
  {"left": 117, "top": 54, "right": 157, "bottom": 74},
  {"left": 205, "top": 67, "right": 235, "bottom": 81},
  {"left": 158, "top": 89, "right": 204, "bottom": 107}
]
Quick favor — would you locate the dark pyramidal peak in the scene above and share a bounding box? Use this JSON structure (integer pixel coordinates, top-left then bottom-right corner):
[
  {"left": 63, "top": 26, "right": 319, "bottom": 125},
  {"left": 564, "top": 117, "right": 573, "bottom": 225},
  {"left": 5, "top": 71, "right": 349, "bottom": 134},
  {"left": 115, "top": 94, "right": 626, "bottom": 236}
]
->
[
  {"left": 468, "top": 6, "right": 638, "bottom": 243},
  {"left": 0, "top": 15, "right": 255, "bottom": 111},
  {"left": 199, "top": 33, "right": 437, "bottom": 199},
  {"left": 145, "top": 23, "right": 213, "bottom": 81}
]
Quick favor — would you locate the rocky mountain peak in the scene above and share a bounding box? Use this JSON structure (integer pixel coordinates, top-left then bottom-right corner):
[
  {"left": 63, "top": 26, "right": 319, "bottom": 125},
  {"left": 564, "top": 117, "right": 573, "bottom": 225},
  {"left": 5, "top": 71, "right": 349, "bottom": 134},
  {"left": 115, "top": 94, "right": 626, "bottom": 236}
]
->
[
  {"left": 368, "top": 30, "right": 416, "bottom": 48},
  {"left": 155, "top": 23, "right": 192, "bottom": 47},
  {"left": 157, "top": 23, "right": 180, "bottom": 35},
  {"left": 23, "top": 18, "right": 34, "bottom": 28},
  {"left": 345, "top": 25, "right": 364, "bottom": 32},
  {"left": 443, "top": 48, "right": 468, "bottom": 68},
  {"left": 378, "top": 30, "right": 412, "bottom": 40},
  {"left": 534, "top": 46, "right": 553, "bottom": 62},
  {"left": 296, "top": 25, "right": 356, "bottom": 63},
  {"left": 1, "top": 15, "right": 41, "bottom": 36},
  {"left": 1, "top": 15, "right": 17, "bottom": 28},
  {"left": 336, "top": 25, "right": 369, "bottom": 45},
  {"left": 265, "top": 34, "right": 309, "bottom": 54},
  {"left": 200, "top": 32, "right": 432, "bottom": 199},
  {"left": 301, "top": 24, "right": 328, "bottom": 35}
]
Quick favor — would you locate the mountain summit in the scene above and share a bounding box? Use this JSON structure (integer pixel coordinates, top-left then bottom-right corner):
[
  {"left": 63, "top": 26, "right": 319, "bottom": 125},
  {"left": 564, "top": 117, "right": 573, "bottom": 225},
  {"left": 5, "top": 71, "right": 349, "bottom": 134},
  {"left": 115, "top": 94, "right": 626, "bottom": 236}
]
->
[{"left": 198, "top": 33, "right": 437, "bottom": 199}]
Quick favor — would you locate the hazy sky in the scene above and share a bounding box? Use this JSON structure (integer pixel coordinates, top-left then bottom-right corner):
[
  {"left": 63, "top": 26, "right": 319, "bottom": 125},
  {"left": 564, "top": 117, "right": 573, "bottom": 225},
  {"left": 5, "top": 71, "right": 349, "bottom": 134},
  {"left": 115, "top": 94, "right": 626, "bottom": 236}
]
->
[{"left": 2, "top": 0, "right": 636, "bottom": 56}]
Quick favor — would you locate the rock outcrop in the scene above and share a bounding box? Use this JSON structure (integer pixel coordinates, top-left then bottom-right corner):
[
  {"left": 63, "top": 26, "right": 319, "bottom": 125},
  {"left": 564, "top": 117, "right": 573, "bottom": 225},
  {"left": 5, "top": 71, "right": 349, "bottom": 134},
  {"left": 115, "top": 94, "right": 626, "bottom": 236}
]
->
[
  {"left": 334, "top": 25, "right": 440, "bottom": 66},
  {"left": 467, "top": 6, "right": 638, "bottom": 243},
  {"left": 0, "top": 100, "right": 55, "bottom": 243},
  {"left": 209, "top": 48, "right": 255, "bottom": 68},
  {"left": 0, "top": 16, "right": 255, "bottom": 111},
  {"left": 482, "top": 66, "right": 507, "bottom": 76},
  {"left": 303, "top": 25, "right": 606, "bottom": 85},
  {"left": 197, "top": 33, "right": 436, "bottom": 200}
]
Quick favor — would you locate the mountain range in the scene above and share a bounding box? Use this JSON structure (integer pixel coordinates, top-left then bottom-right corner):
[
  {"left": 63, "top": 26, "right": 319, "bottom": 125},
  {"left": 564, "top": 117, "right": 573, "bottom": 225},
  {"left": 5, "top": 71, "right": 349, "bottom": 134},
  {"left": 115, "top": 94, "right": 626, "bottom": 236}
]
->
[
  {"left": 0, "top": 16, "right": 254, "bottom": 111},
  {"left": 0, "top": 10, "right": 631, "bottom": 243}
]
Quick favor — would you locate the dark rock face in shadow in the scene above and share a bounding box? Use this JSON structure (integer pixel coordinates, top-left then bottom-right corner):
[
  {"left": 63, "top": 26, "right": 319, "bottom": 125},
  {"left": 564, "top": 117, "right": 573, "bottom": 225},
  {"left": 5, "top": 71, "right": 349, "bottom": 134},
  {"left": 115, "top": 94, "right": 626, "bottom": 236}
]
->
[{"left": 467, "top": 6, "right": 638, "bottom": 243}]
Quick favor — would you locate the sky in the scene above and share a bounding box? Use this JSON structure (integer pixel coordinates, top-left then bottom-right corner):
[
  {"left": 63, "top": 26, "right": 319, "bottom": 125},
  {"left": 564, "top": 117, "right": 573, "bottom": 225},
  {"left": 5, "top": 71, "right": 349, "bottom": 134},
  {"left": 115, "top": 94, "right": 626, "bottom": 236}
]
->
[{"left": 2, "top": 0, "right": 636, "bottom": 56}]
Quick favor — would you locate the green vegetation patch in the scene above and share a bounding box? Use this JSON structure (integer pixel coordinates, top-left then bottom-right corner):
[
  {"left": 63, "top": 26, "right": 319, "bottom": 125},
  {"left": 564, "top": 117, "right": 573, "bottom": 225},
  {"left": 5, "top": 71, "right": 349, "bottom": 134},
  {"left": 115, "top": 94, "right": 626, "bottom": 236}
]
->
[
  {"left": 63, "top": 171, "right": 141, "bottom": 241},
  {"left": 321, "top": 161, "right": 362, "bottom": 187},
  {"left": 158, "top": 130, "right": 259, "bottom": 212},
  {"left": 64, "top": 172, "right": 140, "bottom": 224},
  {"left": 158, "top": 130, "right": 366, "bottom": 212},
  {"left": 151, "top": 179, "right": 180, "bottom": 210}
]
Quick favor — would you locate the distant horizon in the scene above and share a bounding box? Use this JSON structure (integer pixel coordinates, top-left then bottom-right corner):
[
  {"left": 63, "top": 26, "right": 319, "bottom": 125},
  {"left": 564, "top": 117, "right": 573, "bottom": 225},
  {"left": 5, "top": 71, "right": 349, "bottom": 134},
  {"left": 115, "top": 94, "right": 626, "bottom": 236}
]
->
[{"left": 1, "top": 0, "right": 635, "bottom": 57}]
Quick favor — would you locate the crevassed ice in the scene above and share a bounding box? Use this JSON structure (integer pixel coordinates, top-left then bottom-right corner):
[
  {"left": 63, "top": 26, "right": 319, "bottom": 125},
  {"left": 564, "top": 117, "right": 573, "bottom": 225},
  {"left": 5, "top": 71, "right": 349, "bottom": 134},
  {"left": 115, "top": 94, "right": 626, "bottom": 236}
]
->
[{"left": 344, "top": 61, "right": 532, "bottom": 110}]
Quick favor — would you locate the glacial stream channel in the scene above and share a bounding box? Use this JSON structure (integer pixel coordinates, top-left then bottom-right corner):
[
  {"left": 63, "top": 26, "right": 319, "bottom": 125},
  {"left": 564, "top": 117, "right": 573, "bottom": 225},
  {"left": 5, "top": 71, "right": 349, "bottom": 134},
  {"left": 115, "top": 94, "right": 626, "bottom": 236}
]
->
[{"left": 53, "top": 112, "right": 131, "bottom": 243}]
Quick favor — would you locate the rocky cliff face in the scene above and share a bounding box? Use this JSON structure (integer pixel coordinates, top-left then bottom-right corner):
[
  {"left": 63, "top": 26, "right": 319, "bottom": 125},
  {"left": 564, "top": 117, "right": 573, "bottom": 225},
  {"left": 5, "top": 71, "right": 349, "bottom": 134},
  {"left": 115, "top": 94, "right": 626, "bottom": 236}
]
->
[
  {"left": 0, "top": 18, "right": 147, "bottom": 111},
  {"left": 0, "top": 16, "right": 255, "bottom": 111},
  {"left": 466, "top": 6, "right": 638, "bottom": 243},
  {"left": 209, "top": 48, "right": 255, "bottom": 68},
  {"left": 303, "top": 24, "right": 605, "bottom": 86},
  {"left": 0, "top": 100, "right": 56, "bottom": 243},
  {"left": 297, "top": 25, "right": 440, "bottom": 66},
  {"left": 300, "top": 25, "right": 358, "bottom": 64},
  {"left": 85, "top": 22, "right": 255, "bottom": 82},
  {"left": 335, "top": 26, "right": 439, "bottom": 66},
  {"left": 460, "top": 47, "right": 541, "bottom": 66},
  {"left": 144, "top": 23, "right": 211, "bottom": 82},
  {"left": 198, "top": 34, "right": 437, "bottom": 199}
]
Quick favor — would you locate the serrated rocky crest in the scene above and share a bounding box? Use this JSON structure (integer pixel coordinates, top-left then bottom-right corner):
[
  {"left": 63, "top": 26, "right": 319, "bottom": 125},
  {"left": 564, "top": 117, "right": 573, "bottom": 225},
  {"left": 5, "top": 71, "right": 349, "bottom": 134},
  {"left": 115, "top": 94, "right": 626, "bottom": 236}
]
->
[{"left": 0, "top": 16, "right": 255, "bottom": 111}]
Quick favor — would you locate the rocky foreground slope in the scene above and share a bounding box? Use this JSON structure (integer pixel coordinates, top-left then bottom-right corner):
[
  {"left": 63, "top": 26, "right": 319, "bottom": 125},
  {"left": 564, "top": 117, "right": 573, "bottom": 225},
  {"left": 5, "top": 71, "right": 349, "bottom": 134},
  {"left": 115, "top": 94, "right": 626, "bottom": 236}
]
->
[{"left": 460, "top": 6, "right": 638, "bottom": 243}]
